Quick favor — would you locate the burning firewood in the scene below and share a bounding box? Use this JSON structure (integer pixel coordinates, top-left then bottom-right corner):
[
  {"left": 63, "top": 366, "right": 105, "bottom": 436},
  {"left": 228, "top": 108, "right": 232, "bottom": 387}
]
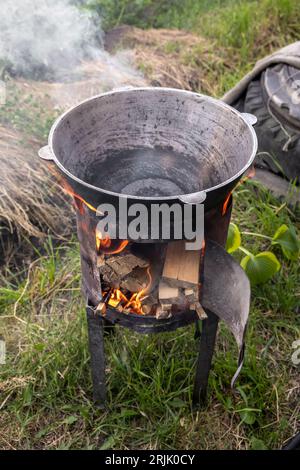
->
[
  {"left": 98, "top": 249, "right": 149, "bottom": 289},
  {"left": 97, "top": 240, "right": 205, "bottom": 318},
  {"left": 120, "top": 266, "right": 150, "bottom": 292}
]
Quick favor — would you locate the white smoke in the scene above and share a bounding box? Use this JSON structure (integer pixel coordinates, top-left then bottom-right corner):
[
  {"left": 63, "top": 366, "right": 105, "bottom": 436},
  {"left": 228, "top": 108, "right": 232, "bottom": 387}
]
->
[
  {"left": 0, "top": 0, "right": 103, "bottom": 78},
  {"left": 0, "top": 0, "right": 144, "bottom": 105}
]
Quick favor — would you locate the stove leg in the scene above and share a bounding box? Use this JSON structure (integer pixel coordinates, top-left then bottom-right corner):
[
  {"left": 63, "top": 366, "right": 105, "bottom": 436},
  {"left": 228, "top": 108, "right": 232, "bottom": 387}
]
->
[
  {"left": 193, "top": 310, "right": 218, "bottom": 407},
  {"left": 194, "top": 320, "right": 201, "bottom": 339},
  {"left": 86, "top": 307, "right": 106, "bottom": 408}
]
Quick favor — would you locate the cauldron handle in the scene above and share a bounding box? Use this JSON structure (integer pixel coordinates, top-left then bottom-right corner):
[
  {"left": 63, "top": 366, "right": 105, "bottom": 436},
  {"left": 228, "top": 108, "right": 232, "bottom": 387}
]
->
[
  {"left": 178, "top": 191, "right": 206, "bottom": 205},
  {"left": 38, "top": 145, "right": 54, "bottom": 161}
]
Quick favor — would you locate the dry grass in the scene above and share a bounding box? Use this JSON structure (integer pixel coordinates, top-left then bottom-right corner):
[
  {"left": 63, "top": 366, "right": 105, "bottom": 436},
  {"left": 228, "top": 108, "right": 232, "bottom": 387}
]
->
[
  {"left": 0, "top": 124, "right": 71, "bottom": 265},
  {"left": 11, "top": 57, "right": 145, "bottom": 110},
  {"left": 0, "top": 51, "right": 146, "bottom": 266},
  {"left": 107, "top": 26, "right": 228, "bottom": 94}
]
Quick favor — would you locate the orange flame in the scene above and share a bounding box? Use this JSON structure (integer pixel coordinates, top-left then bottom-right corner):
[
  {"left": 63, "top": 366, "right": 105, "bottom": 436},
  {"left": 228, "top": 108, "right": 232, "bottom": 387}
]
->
[
  {"left": 95, "top": 230, "right": 129, "bottom": 255},
  {"left": 58, "top": 177, "right": 99, "bottom": 213},
  {"left": 222, "top": 192, "right": 232, "bottom": 216},
  {"left": 124, "top": 266, "right": 152, "bottom": 314},
  {"left": 51, "top": 170, "right": 104, "bottom": 215},
  {"left": 222, "top": 165, "right": 256, "bottom": 216},
  {"left": 106, "top": 266, "right": 152, "bottom": 315},
  {"left": 245, "top": 164, "right": 256, "bottom": 180}
]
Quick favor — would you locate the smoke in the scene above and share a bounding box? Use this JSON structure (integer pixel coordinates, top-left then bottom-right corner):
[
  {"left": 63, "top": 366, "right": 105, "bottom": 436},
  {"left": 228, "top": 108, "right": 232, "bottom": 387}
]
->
[
  {"left": 0, "top": 0, "right": 102, "bottom": 79},
  {"left": 0, "top": 0, "right": 144, "bottom": 104}
]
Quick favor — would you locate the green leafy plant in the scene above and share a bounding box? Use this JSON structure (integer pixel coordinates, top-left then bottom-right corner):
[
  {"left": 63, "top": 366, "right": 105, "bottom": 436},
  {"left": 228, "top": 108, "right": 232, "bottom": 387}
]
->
[
  {"left": 226, "top": 222, "right": 299, "bottom": 285},
  {"left": 226, "top": 222, "right": 241, "bottom": 254},
  {"left": 240, "top": 251, "right": 280, "bottom": 286},
  {"left": 250, "top": 437, "right": 268, "bottom": 450},
  {"left": 272, "top": 224, "right": 300, "bottom": 260},
  {"left": 236, "top": 387, "right": 262, "bottom": 425}
]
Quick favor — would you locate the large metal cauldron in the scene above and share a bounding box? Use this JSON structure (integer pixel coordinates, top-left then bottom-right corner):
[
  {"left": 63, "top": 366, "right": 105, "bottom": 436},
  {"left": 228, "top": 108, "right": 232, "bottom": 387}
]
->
[{"left": 39, "top": 87, "right": 257, "bottom": 239}]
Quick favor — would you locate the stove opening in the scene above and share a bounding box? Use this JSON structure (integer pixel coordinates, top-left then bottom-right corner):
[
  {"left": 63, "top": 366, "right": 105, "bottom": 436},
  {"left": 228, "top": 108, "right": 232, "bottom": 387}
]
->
[{"left": 95, "top": 230, "right": 206, "bottom": 320}]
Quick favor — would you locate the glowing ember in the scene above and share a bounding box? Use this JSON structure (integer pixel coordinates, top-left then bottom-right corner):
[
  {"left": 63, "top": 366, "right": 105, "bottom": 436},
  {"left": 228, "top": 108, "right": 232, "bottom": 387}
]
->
[{"left": 104, "top": 266, "right": 152, "bottom": 315}]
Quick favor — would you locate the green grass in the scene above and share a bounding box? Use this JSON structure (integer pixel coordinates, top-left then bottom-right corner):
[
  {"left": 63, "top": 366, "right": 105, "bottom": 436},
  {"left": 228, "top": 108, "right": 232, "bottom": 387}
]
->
[
  {"left": 87, "top": 0, "right": 241, "bottom": 30},
  {"left": 192, "top": 0, "right": 300, "bottom": 64},
  {"left": 0, "top": 80, "right": 59, "bottom": 142},
  {"left": 1, "top": 182, "right": 299, "bottom": 450},
  {"left": 101, "top": 0, "right": 300, "bottom": 61},
  {"left": 86, "top": 0, "right": 300, "bottom": 97},
  {"left": 87, "top": 0, "right": 300, "bottom": 58}
]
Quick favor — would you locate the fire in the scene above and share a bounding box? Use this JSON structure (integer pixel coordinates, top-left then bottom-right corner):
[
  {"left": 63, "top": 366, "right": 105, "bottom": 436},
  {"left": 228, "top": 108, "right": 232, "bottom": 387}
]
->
[
  {"left": 107, "top": 288, "right": 128, "bottom": 308},
  {"left": 49, "top": 168, "right": 106, "bottom": 216},
  {"left": 222, "top": 165, "right": 256, "bottom": 216},
  {"left": 106, "top": 266, "right": 152, "bottom": 315},
  {"left": 53, "top": 172, "right": 151, "bottom": 315},
  {"left": 95, "top": 230, "right": 129, "bottom": 255},
  {"left": 95, "top": 230, "right": 150, "bottom": 314},
  {"left": 199, "top": 239, "right": 206, "bottom": 288},
  {"left": 245, "top": 165, "right": 256, "bottom": 180},
  {"left": 64, "top": 183, "right": 99, "bottom": 213},
  {"left": 222, "top": 192, "right": 232, "bottom": 216}
]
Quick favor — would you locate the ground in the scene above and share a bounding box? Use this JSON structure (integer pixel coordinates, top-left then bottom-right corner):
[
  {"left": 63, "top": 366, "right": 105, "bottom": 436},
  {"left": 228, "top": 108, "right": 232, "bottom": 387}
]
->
[{"left": 0, "top": 0, "right": 299, "bottom": 450}]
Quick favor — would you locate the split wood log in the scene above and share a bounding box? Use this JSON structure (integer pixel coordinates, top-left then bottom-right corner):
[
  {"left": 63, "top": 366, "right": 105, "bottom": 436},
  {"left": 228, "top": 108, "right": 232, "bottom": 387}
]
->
[
  {"left": 155, "top": 302, "right": 172, "bottom": 319},
  {"left": 141, "top": 304, "right": 152, "bottom": 315},
  {"left": 99, "top": 249, "right": 149, "bottom": 288},
  {"left": 120, "top": 266, "right": 149, "bottom": 292},
  {"left": 162, "top": 241, "right": 201, "bottom": 288},
  {"left": 158, "top": 281, "right": 179, "bottom": 304},
  {"left": 142, "top": 294, "right": 159, "bottom": 315},
  {"left": 190, "top": 301, "right": 207, "bottom": 320},
  {"left": 184, "top": 287, "right": 199, "bottom": 303}
]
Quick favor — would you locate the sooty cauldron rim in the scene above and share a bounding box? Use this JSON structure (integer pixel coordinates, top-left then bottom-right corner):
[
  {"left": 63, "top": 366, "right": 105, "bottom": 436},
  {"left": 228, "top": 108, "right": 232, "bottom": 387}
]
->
[{"left": 46, "top": 86, "right": 258, "bottom": 201}]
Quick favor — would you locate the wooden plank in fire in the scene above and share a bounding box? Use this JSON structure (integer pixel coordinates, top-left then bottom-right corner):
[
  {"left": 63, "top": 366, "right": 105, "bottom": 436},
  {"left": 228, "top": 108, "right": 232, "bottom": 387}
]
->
[
  {"left": 162, "top": 240, "right": 201, "bottom": 289},
  {"left": 158, "top": 281, "right": 179, "bottom": 304}
]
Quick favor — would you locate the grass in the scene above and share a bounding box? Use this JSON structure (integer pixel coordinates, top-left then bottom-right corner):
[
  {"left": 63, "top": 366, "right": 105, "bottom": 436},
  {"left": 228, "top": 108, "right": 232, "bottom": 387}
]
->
[
  {"left": 88, "top": 0, "right": 300, "bottom": 95},
  {"left": 0, "top": 0, "right": 299, "bottom": 451},
  {"left": 0, "top": 80, "right": 59, "bottom": 142},
  {"left": 0, "top": 182, "right": 299, "bottom": 450}
]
